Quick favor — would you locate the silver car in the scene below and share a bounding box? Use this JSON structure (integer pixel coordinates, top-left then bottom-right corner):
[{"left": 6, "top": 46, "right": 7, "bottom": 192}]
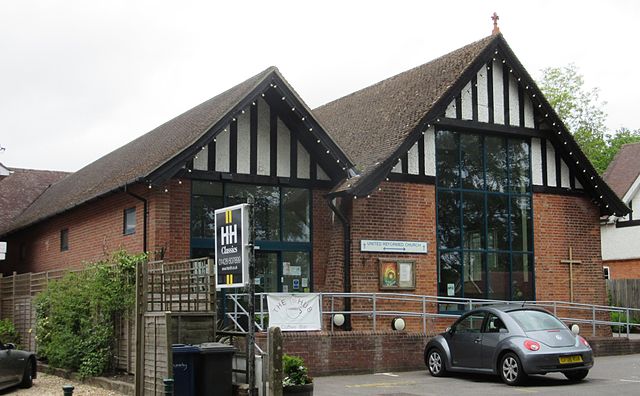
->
[{"left": 424, "top": 305, "right": 593, "bottom": 385}]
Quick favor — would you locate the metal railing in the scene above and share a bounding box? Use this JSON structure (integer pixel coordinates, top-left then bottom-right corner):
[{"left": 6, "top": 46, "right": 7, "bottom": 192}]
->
[{"left": 223, "top": 292, "right": 640, "bottom": 337}]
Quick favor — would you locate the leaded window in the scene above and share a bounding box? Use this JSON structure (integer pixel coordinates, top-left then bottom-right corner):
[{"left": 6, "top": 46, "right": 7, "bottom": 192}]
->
[{"left": 436, "top": 130, "right": 534, "bottom": 308}]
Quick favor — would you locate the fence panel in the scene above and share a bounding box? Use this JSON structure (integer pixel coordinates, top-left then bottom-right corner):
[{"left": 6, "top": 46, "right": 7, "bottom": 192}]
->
[{"left": 607, "top": 279, "right": 640, "bottom": 320}]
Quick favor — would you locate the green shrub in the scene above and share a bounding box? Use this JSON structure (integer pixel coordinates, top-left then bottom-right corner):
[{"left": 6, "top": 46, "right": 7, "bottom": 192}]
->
[
  {"left": 283, "top": 354, "right": 312, "bottom": 386},
  {"left": 35, "top": 250, "right": 145, "bottom": 378},
  {"left": 0, "top": 319, "right": 21, "bottom": 347}
]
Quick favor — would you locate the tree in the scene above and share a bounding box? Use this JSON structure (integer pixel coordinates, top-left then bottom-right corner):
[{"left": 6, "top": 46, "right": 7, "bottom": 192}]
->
[{"left": 538, "top": 64, "right": 611, "bottom": 173}]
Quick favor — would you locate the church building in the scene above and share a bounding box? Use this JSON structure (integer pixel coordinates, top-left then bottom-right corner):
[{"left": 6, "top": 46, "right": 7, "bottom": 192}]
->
[{"left": 0, "top": 31, "right": 627, "bottom": 329}]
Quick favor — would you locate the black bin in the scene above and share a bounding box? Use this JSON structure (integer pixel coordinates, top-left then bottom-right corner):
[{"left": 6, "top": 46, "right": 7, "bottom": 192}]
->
[
  {"left": 172, "top": 344, "right": 201, "bottom": 396},
  {"left": 197, "top": 342, "right": 237, "bottom": 396}
]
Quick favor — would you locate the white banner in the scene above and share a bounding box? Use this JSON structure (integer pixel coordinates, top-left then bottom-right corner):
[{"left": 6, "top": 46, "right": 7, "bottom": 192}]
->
[{"left": 267, "top": 293, "right": 322, "bottom": 331}]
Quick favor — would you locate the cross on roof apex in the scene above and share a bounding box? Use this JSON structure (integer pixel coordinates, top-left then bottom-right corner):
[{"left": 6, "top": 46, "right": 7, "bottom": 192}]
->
[{"left": 491, "top": 12, "right": 500, "bottom": 35}]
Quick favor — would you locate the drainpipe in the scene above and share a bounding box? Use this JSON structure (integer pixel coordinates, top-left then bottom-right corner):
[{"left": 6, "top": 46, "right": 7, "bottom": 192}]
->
[
  {"left": 328, "top": 197, "right": 352, "bottom": 331},
  {"left": 124, "top": 185, "right": 148, "bottom": 254}
]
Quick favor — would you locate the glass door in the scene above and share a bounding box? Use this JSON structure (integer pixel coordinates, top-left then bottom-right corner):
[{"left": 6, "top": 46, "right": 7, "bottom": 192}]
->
[
  {"left": 281, "top": 252, "right": 311, "bottom": 293},
  {"left": 255, "top": 251, "right": 279, "bottom": 293}
]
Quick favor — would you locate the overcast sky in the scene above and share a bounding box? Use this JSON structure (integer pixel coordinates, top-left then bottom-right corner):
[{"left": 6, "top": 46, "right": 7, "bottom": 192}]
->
[{"left": 1, "top": 0, "right": 638, "bottom": 172}]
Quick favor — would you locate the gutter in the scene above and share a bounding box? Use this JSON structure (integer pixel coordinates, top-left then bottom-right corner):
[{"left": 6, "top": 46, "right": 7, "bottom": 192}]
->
[
  {"left": 124, "top": 185, "right": 148, "bottom": 254},
  {"left": 327, "top": 197, "right": 352, "bottom": 331}
]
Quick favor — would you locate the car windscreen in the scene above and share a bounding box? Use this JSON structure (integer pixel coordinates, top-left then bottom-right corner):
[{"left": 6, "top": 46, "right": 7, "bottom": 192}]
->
[{"left": 507, "top": 310, "right": 566, "bottom": 332}]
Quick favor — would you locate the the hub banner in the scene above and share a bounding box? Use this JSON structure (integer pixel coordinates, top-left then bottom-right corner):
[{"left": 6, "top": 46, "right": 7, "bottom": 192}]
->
[
  {"left": 267, "top": 293, "right": 322, "bottom": 331},
  {"left": 214, "top": 204, "right": 250, "bottom": 289}
]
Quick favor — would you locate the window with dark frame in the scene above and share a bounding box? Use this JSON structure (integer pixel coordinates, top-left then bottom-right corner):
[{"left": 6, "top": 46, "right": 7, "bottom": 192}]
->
[
  {"left": 60, "top": 228, "right": 69, "bottom": 251},
  {"left": 123, "top": 207, "right": 136, "bottom": 235},
  {"left": 436, "top": 130, "right": 534, "bottom": 310}
]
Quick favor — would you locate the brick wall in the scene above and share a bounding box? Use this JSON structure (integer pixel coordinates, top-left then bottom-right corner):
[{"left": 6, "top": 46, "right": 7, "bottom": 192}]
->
[
  {"left": 4, "top": 187, "right": 147, "bottom": 273},
  {"left": 533, "top": 193, "right": 607, "bottom": 305},
  {"left": 250, "top": 331, "right": 637, "bottom": 377},
  {"left": 603, "top": 258, "right": 640, "bottom": 279},
  {"left": 3, "top": 179, "right": 194, "bottom": 274},
  {"left": 345, "top": 182, "right": 437, "bottom": 331}
]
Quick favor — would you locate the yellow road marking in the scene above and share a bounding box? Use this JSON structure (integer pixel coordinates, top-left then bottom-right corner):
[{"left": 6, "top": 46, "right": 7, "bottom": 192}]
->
[
  {"left": 513, "top": 388, "right": 538, "bottom": 393},
  {"left": 346, "top": 381, "right": 417, "bottom": 388}
]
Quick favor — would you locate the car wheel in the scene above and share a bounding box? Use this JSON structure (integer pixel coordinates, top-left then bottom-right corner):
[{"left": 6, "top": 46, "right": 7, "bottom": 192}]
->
[
  {"left": 564, "top": 369, "right": 589, "bottom": 382},
  {"left": 499, "top": 352, "right": 527, "bottom": 386},
  {"left": 20, "top": 359, "right": 33, "bottom": 388},
  {"left": 426, "top": 348, "right": 446, "bottom": 377}
]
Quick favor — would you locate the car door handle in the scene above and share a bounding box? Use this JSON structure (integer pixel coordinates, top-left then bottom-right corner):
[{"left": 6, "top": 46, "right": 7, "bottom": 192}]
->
[{"left": 474, "top": 337, "right": 481, "bottom": 343}]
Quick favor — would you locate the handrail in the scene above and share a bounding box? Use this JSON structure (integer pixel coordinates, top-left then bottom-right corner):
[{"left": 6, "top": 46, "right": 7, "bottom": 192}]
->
[{"left": 223, "top": 291, "right": 640, "bottom": 337}]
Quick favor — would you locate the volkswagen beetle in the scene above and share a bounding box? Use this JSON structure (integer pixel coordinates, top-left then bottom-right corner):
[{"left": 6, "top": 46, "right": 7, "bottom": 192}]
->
[
  {"left": 0, "top": 341, "right": 36, "bottom": 390},
  {"left": 424, "top": 305, "right": 593, "bottom": 385}
]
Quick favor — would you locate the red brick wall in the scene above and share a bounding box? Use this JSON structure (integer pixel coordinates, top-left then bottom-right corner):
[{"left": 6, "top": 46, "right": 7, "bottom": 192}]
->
[
  {"left": 603, "top": 259, "right": 640, "bottom": 279},
  {"left": 344, "top": 182, "right": 437, "bottom": 331},
  {"left": 3, "top": 179, "right": 194, "bottom": 274},
  {"left": 311, "top": 189, "right": 334, "bottom": 292},
  {"left": 4, "top": 187, "right": 147, "bottom": 273},
  {"left": 533, "top": 193, "right": 607, "bottom": 305}
]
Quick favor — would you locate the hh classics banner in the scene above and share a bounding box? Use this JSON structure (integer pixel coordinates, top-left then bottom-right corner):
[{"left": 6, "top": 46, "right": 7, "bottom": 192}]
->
[{"left": 215, "top": 204, "right": 250, "bottom": 289}]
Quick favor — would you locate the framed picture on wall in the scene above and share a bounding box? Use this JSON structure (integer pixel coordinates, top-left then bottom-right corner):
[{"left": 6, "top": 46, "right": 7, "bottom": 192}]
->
[{"left": 379, "top": 258, "right": 415, "bottom": 290}]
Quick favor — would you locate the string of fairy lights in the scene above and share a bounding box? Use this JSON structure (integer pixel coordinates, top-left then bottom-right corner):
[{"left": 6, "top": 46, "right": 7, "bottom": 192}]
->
[
  {"left": 144, "top": 50, "right": 619, "bottom": 215},
  {"left": 144, "top": 79, "right": 353, "bottom": 193}
]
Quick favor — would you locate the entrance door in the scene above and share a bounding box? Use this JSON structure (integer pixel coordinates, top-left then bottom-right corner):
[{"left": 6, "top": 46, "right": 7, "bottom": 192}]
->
[
  {"left": 255, "top": 252, "right": 278, "bottom": 293},
  {"left": 255, "top": 251, "right": 311, "bottom": 293},
  {"left": 281, "top": 252, "right": 311, "bottom": 293}
]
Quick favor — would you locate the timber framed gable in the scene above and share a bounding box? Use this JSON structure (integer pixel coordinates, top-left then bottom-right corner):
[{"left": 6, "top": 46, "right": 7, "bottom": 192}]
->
[{"left": 147, "top": 69, "right": 354, "bottom": 189}]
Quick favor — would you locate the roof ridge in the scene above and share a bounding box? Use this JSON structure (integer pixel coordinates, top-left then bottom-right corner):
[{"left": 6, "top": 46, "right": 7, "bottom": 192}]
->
[{"left": 315, "top": 35, "right": 496, "bottom": 111}]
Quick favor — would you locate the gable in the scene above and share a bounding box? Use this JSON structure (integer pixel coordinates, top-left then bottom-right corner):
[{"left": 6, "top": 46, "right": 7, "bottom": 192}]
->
[
  {"left": 188, "top": 96, "right": 331, "bottom": 183},
  {"left": 376, "top": 36, "right": 628, "bottom": 216}
]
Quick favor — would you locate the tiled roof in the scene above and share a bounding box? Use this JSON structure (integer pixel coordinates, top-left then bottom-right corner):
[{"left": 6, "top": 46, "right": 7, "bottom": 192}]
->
[
  {"left": 314, "top": 35, "right": 497, "bottom": 194},
  {"left": 603, "top": 142, "right": 640, "bottom": 199},
  {"left": 1, "top": 67, "right": 277, "bottom": 235},
  {"left": 0, "top": 168, "right": 69, "bottom": 230}
]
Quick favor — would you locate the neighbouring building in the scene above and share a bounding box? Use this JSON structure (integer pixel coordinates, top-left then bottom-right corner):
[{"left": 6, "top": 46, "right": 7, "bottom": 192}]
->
[
  {"left": 0, "top": 33, "right": 628, "bottom": 330},
  {"left": 601, "top": 142, "right": 640, "bottom": 279}
]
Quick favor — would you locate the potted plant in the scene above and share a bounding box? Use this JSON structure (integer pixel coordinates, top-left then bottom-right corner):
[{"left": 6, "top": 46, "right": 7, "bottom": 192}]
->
[{"left": 283, "top": 354, "right": 313, "bottom": 396}]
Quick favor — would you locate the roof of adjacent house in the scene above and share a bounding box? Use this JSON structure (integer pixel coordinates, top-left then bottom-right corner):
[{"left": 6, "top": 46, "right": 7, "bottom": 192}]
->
[
  {"left": 315, "top": 35, "right": 496, "bottom": 194},
  {"left": 0, "top": 167, "right": 69, "bottom": 230},
  {"left": 603, "top": 142, "right": 640, "bottom": 199}
]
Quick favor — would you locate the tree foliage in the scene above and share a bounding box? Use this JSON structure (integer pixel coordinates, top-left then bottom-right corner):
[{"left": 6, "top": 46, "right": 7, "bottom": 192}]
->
[
  {"left": 538, "top": 64, "right": 640, "bottom": 174},
  {"left": 35, "top": 250, "right": 146, "bottom": 378}
]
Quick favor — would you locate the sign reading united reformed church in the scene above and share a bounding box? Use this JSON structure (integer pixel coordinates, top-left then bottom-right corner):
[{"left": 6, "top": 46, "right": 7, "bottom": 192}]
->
[{"left": 214, "top": 204, "right": 250, "bottom": 289}]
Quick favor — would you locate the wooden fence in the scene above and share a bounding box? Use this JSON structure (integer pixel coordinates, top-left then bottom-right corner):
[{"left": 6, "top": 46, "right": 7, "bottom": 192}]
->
[
  {"left": 136, "top": 258, "right": 217, "bottom": 396},
  {"left": 0, "top": 269, "right": 68, "bottom": 352},
  {"left": 607, "top": 279, "right": 640, "bottom": 320}
]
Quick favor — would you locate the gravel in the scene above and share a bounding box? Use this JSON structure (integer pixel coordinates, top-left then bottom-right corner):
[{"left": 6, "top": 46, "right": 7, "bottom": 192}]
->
[{"left": 9, "top": 373, "right": 125, "bottom": 395}]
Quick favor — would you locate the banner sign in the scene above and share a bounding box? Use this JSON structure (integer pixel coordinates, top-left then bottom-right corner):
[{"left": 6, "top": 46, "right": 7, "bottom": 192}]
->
[
  {"left": 360, "top": 239, "right": 428, "bottom": 254},
  {"left": 215, "top": 204, "right": 250, "bottom": 289},
  {"left": 267, "top": 293, "right": 322, "bottom": 331}
]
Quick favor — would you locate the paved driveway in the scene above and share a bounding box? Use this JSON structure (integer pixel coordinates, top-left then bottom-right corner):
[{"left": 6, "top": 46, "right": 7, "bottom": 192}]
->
[{"left": 314, "top": 354, "right": 640, "bottom": 395}]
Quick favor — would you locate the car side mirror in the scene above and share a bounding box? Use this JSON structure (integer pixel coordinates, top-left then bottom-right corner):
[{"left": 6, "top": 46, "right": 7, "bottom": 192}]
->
[
  {"left": 5, "top": 343, "right": 15, "bottom": 350},
  {"left": 446, "top": 326, "right": 454, "bottom": 334}
]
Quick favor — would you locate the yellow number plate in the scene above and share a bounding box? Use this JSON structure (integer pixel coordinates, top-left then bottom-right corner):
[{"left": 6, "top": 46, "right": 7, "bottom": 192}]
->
[{"left": 559, "top": 355, "right": 583, "bottom": 364}]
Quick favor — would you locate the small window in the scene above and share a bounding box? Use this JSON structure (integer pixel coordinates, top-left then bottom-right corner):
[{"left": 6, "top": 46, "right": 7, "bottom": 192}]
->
[
  {"left": 603, "top": 266, "right": 611, "bottom": 280},
  {"left": 60, "top": 229, "right": 69, "bottom": 251},
  {"left": 484, "top": 313, "right": 508, "bottom": 333},
  {"left": 124, "top": 207, "right": 136, "bottom": 235}
]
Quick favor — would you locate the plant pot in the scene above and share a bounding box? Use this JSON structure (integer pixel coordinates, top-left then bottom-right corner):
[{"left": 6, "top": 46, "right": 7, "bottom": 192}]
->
[{"left": 283, "top": 383, "right": 314, "bottom": 396}]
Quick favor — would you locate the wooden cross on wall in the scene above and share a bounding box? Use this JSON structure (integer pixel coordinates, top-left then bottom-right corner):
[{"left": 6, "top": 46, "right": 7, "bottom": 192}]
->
[{"left": 560, "top": 247, "right": 582, "bottom": 302}]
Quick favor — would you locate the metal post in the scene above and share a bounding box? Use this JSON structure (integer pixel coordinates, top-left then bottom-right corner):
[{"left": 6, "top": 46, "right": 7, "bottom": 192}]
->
[
  {"left": 62, "top": 385, "right": 74, "bottom": 396},
  {"left": 627, "top": 308, "right": 631, "bottom": 338},
  {"left": 553, "top": 301, "right": 557, "bottom": 316},
  {"left": 163, "top": 378, "right": 174, "bottom": 396},
  {"left": 246, "top": 197, "right": 256, "bottom": 396},
  {"left": 422, "top": 296, "right": 427, "bottom": 334},
  {"left": 331, "top": 296, "right": 335, "bottom": 332},
  {"left": 372, "top": 294, "right": 377, "bottom": 331},
  {"left": 592, "top": 306, "right": 596, "bottom": 336}
]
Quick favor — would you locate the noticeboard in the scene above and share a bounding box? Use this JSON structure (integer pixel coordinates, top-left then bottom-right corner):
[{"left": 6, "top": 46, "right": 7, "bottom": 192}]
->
[{"left": 214, "top": 204, "right": 250, "bottom": 289}]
